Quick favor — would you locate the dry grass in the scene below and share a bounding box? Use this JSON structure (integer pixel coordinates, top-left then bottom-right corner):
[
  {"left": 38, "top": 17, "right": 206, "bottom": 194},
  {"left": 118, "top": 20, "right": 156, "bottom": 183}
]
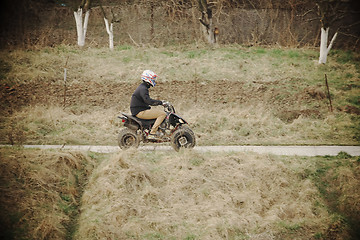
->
[
  {"left": 1, "top": 105, "right": 119, "bottom": 145},
  {"left": 307, "top": 153, "right": 360, "bottom": 239},
  {"left": 1, "top": 148, "right": 358, "bottom": 239},
  {"left": 184, "top": 102, "right": 356, "bottom": 146},
  {"left": 1, "top": 45, "right": 358, "bottom": 86},
  {"left": 0, "top": 148, "right": 96, "bottom": 240},
  {"left": 76, "top": 150, "right": 333, "bottom": 239},
  {"left": 1, "top": 91, "right": 358, "bottom": 147},
  {"left": 0, "top": 45, "right": 359, "bottom": 146}
]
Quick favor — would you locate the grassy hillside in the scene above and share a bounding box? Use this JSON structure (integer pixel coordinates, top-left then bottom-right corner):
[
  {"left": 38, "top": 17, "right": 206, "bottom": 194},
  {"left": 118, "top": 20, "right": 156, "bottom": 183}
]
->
[
  {"left": 1, "top": 148, "right": 359, "bottom": 239},
  {"left": 0, "top": 44, "right": 359, "bottom": 146},
  {"left": 1, "top": 44, "right": 359, "bottom": 240}
]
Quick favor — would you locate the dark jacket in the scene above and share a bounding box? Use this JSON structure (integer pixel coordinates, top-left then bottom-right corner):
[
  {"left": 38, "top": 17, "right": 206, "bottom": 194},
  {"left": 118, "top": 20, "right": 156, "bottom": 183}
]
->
[{"left": 130, "top": 82, "right": 162, "bottom": 116}]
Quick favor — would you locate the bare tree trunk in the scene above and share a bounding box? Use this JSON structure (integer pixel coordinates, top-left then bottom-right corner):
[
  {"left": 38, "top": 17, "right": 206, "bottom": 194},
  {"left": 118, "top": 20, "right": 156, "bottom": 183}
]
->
[
  {"left": 200, "top": 17, "right": 215, "bottom": 44},
  {"left": 316, "top": 1, "right": 343, "bottom": 64},
  {"left": 198, "top": 0, "right": 218, "bottom": 44},
  {"left": 99, "top": 0, "right": 118, "bottom": 50},
  {"left": 319, "top": 27, "right": 338, "bottom": 64},
  {"left": 74, "top": 7, "right": 90, "bottom": 47},
  {"left": 104, "top": 17, "right": 114, "bottom": 50}
]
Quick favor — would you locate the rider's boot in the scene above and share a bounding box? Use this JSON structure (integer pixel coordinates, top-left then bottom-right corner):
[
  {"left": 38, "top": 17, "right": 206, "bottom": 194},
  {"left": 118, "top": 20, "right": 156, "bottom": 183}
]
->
[{"left": 148, "top": 131, "right": 161, "bottom": 140}]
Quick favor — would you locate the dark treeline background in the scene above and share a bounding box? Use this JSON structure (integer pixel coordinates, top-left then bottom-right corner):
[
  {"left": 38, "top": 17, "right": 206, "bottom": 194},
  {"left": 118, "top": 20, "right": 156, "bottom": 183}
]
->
[{"left": 0, "top": 0, "right": 359, "bottom": 50}]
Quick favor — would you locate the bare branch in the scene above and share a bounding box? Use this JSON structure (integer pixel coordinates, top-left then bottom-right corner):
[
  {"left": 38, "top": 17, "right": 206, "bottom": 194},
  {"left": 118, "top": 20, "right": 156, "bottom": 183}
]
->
[
  {"left": 296, "top": 9, "right": 314, "bottom": 18},
  {"left": 327, "top": 31, "right": 338, "bottom": 52},
  {"left": 98, "top": 0, "right": 107, "bottom": 19},
  {"left": 199, "top": 18, "right": 209, "bottom": 29},
  {"left": 127, "top": 33, "right": 140, "bottom": 47}
]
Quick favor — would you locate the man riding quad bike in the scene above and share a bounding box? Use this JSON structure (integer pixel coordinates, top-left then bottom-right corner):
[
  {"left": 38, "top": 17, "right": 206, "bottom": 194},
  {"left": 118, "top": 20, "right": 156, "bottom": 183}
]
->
[{"left": 118, "top": 70, "right": 196, "bottom": 151}]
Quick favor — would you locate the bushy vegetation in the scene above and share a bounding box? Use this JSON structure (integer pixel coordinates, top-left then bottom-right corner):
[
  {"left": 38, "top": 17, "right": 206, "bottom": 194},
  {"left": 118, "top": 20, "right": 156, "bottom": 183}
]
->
[{"left": 1, "top": 0, "right": 359, "bottom": 50}]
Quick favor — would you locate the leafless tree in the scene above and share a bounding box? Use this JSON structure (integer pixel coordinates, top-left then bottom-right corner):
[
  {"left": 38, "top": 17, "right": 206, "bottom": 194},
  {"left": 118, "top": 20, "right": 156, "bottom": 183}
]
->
[
  {"left": 72, "top": 0, "right": 92, "bottom": 47},
  {"left": 197, "top": 0, "right": 219, "bottom": 44},
  {"left": 316, "top": 0, "right": 352, "bottom": 63},
  {"left": 99, "top": 0, "right": 120, "bottom": 50}
]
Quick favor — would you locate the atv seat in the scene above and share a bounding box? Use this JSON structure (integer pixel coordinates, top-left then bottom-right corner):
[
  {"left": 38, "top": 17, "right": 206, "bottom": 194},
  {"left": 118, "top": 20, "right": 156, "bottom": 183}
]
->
[{"left": 121, "top": 112, "right": 156, "bottom": 129}]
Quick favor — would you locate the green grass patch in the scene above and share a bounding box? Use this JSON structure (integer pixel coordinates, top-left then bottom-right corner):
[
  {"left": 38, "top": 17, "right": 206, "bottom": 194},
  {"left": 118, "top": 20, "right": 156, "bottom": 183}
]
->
[
  {"left": 160, "top": 51, "right": 178, "bottom": 57},
  {"left": 253, "top": 47, "right": 266, "bottom": 54},
  {"left": 288, "top": 50, "right": 300, "bottom": 59},
  {"left": 116, "top": 45, "right": 132, "bottom": 51},
  {"left": 333, "top": 50, "right": 355, "bottom": 64},
  {"left": 304, "top": 153, "right": 360, "bottom": 239},
  {"left": 186, "top": 49, "right": 207, "bottom": 59},
  {"left": 278, "top": 221, "right": 303, "bottom": 233}
]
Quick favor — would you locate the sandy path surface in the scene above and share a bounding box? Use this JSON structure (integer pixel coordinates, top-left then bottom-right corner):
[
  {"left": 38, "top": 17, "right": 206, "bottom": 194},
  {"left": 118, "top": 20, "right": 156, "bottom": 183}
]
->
[{"left": 4, "top": 144, "right": 359, "bottom": 156}]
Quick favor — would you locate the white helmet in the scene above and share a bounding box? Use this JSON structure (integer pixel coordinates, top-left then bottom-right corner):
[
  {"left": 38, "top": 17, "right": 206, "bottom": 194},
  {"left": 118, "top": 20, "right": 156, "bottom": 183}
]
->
[{"left": 141, "top": 70, "right": 158, "bottom": 87}]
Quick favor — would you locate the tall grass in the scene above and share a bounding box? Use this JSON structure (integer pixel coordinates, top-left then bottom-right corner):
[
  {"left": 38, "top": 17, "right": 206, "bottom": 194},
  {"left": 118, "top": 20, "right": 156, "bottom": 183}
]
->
[
  {"left": 1, "top": 148, "right": 359, "bottom": 239},
  {"left": 74, "top": 150, "right": 358, "bottom": 239},
  {"left": 0, "top": 105, "right": 120, "bottom": 145},
  {"left": 0, "top": 148, "right": 98, "bottom": 240}
]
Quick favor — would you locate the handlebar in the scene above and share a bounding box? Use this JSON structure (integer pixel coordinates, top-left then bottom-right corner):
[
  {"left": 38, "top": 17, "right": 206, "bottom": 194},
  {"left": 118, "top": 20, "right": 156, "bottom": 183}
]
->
[{"left": 163, "top": 101, "right": 175, "bottom": 113}]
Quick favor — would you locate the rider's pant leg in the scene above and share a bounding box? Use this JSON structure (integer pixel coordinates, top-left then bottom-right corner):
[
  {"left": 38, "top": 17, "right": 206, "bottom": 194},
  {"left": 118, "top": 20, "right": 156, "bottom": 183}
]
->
[{"left": 136, "top": 109, "right": 166, "bottom": 134}]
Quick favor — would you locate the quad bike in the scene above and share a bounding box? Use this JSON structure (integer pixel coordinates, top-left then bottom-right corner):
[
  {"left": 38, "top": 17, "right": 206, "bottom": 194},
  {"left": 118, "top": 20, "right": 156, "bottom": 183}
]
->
[{"left": 118, "top": 102, "right": 196, "bottom": 151}]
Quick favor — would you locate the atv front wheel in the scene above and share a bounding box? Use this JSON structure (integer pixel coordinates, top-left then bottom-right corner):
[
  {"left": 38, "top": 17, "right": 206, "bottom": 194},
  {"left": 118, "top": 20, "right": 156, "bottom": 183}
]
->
[
  {"left": 118, "top": 128, "right": 140, "bottom": 149},
  {"left": 171, "top": 125, "right": 196, "bottom": 151}
]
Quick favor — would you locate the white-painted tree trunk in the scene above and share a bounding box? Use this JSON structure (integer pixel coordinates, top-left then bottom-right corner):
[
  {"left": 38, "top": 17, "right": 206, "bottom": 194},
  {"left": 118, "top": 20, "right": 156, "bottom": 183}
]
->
[
  {"left": 74, "top": 8, "right": 90, "bottom": 47},
  {"left": 104, "top": 17, "right": 114, "bottom": 50},
  {"left": 319, "top": 27, "right": 338, "bottom": 64}
]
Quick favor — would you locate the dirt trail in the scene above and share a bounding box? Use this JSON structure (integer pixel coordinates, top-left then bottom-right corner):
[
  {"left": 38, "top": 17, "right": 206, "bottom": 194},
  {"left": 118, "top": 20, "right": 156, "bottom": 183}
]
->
[{"left": 13, "top": 144, "right": 360, "bottom": 156}]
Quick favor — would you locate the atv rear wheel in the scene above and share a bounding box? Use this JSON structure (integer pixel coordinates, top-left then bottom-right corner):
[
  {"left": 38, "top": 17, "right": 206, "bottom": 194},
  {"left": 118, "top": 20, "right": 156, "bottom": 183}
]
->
[
  {"left": 171, "top": 125, "right": 196, "bottom": 151},
  {"left": 118, "top": 128, "right": 140, "bottom": 149}
]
